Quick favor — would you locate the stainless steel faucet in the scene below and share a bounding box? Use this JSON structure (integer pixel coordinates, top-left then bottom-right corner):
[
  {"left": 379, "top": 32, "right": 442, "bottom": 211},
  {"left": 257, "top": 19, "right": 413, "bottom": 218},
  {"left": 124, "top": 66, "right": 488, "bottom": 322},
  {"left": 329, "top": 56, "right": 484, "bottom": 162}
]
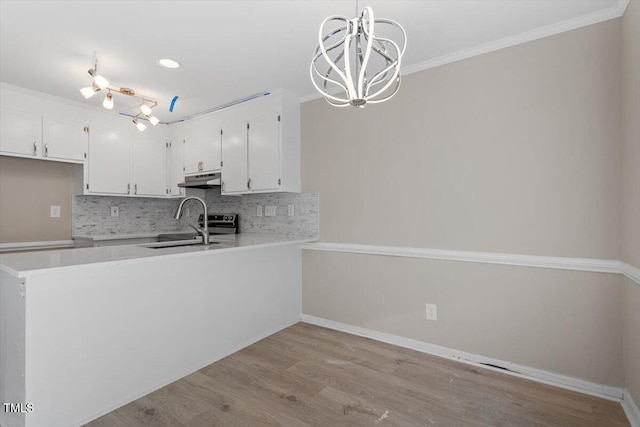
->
[{"left": 174, "top": 196, "right": 209, "bottom": 244}]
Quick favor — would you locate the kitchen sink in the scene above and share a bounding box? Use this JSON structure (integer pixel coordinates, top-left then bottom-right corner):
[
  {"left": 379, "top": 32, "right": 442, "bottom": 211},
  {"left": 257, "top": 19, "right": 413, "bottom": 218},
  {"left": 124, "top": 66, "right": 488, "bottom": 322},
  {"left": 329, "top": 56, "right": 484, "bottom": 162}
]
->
[
  {"left": 143, "top": 239, "right": 224, "bottom": 249},
  {"left": 156, "top": 232, "right": 199, "bottom": 242}
]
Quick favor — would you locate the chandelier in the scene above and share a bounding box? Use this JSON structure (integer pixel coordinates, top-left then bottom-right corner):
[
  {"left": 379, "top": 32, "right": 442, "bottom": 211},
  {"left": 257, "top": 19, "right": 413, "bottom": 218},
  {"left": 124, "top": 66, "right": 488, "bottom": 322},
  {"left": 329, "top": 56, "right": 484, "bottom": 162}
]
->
[
  {"left": 310, "top": 5, "right": 407, "bottom": 108},
  {"left": 79, "top": 59, "right": 160, "bottom": 131}
]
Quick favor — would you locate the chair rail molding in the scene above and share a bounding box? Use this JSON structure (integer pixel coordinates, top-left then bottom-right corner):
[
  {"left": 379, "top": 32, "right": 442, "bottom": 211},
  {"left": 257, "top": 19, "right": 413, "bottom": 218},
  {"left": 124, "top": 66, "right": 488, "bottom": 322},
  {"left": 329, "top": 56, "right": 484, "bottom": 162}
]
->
[{"left": 301, "top": 242, "right": 640, "bottom": 285}]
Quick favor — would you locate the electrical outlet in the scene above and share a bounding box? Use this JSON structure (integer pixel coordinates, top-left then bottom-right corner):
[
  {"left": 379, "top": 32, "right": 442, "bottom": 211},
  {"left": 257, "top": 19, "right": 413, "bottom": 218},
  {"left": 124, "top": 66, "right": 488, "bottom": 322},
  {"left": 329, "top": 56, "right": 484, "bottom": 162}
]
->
[
  {"left": 257, "top": 205, "right": 263, "bottom": 216},
  {"left": 110, "top": 206, "right": 119, "bottom": 217},
  {"left": 185, "top": 207, "right": 191, "bottom": 217},
  {"left": 50, "top": 206, "right": 60, "bottom": 218},
  {"left": 425, "top": 303, "right": 438, "bottom": 321},
  {"left": 288, "top": 204, "right": 295, "bottom": 216},
  {"left": 265, "top": 205, "right": 277, "bottom": 217}
]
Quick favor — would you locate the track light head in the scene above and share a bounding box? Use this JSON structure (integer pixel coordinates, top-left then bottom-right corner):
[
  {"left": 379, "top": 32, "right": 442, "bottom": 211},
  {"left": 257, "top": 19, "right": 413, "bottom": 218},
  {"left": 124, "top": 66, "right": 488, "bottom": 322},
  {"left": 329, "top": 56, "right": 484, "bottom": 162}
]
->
[
  {"left": 140, "top": 104, "right": 152, "bottom": 115},
  {"left": 103, "top": 92, "right": 114, "bottom": 110},
  {"left": 132, "top": 118, "right": 147, "bottom": 132},
  {"left": 88, "top": 68, "right": 109, "bottom": 90},
  {"left": 147, "top": 115, "right": 160, "bottom": 126},
  {"left": 80, "top": 84, "right": 100, "bottom": 99}
]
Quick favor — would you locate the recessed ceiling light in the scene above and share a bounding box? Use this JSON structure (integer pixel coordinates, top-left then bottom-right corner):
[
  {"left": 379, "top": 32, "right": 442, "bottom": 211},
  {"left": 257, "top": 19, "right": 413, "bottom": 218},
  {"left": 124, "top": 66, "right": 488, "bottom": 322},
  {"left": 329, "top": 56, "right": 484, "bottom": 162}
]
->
[{"left": 157, "top": 58, "right": 180, "bottom": 69}]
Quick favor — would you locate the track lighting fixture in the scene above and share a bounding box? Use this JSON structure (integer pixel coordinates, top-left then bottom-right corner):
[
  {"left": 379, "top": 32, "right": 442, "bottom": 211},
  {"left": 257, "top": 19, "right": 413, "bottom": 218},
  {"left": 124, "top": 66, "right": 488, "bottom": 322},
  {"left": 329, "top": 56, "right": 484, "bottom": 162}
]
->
[{"left": 80, "top": 58, "right": 161, "bottom": 131}]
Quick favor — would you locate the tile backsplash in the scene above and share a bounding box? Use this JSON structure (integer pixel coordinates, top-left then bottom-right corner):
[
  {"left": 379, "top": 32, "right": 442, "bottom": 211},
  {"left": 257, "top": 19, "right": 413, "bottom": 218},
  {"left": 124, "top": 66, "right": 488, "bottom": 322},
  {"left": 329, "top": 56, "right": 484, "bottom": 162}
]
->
[
  {"left": 73, "top": 191, "right": 318, "bottom": 239},
  {"left": 205, "top": 190, "right": 319, "bottom": 239},
  {"left": 73, "top": 196, "right": 185, "bottom": 235}
]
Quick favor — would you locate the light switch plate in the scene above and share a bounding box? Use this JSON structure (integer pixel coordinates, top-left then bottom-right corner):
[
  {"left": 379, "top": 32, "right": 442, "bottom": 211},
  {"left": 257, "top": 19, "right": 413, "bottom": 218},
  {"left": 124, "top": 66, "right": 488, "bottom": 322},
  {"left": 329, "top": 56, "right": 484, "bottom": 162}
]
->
[
  {"left": 110, "top": 206, "right": 119, "bottom": 217},
  {"left": 265, "top": 205, "right": 277, "bottom": 217},
  {"left": 50, "top": 206, "right": 60, "bottom": 218},
  {"left": 425, "top": 303, "right": 438, "bottom": 321},
  {"left": 288, "top": 204, "right": 295, "bottom": 216},
  {"left": 257, "top": 205, "right": 263, "bottom": 216}
]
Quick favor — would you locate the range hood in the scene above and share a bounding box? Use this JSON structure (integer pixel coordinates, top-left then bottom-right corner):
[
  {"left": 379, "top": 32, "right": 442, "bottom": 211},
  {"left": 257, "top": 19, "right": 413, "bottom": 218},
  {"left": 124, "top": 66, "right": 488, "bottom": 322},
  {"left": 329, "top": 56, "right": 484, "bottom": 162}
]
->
[{"left": 178, "top": 172, "right": 221, "bottom": 189}]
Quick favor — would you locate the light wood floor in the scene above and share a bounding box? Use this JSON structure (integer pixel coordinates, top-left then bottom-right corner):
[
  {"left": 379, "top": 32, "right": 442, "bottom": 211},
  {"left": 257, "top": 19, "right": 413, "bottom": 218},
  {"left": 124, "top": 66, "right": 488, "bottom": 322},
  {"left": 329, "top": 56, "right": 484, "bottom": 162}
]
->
[{"left": 86, "top": 322, "right": 629, "bottom": 426}]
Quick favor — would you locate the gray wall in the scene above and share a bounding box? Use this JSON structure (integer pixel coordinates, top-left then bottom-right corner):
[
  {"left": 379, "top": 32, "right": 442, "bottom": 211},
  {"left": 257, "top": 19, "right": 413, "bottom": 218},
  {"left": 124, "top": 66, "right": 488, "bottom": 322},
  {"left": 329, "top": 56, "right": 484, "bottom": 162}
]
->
[
  {"left": 301, "top": 18, "right": 628, "bottom": 388},
  {"left": 0, "top": 156, "right": 75, "bottom": 242},
  {"left": 621, "top": 0, "right": 640, "bottom": 405}
]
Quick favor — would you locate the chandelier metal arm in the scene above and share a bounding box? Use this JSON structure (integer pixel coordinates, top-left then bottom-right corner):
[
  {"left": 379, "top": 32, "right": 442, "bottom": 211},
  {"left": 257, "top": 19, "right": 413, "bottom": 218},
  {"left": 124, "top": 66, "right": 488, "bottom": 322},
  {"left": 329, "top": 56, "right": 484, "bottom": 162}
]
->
[{"left": 310, "top": 5, "right": 407, "bottom": 108}]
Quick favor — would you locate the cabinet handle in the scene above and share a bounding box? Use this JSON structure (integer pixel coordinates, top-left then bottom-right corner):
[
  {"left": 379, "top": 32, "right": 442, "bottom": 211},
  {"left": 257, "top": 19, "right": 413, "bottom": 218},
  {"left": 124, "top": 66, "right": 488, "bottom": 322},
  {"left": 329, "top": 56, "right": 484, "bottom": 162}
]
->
[
  {"left": 221, "top": 181, "right": 225, "bottom": 191},
  {"left": 127, "top": 183, "right": 130, "bottom": 194},
  {"left": 198, "top": 161, "right": 203, "bottom": 172},
  {"left": 33, "top": 141, "right": 37, "bottom": 155},
  {"left": 134, "top": 184, "right": 137, "bottom": 195},
  {"left": 44, "top": 143, "right": 49, "bottom": 157},
  {"left": 247, "top": 178, "right": 251, "bottom": 190}
]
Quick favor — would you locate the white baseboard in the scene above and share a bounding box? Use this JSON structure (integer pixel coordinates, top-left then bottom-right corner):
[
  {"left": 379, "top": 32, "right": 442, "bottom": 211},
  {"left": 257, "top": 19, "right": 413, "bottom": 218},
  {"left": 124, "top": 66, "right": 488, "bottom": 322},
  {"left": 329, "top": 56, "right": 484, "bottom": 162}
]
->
[
  {"left": 301, "top": 314, "right": 623, "bottom": 402},
  {"left": 623, "top": 389, "right": 640, "bottom": 427}
]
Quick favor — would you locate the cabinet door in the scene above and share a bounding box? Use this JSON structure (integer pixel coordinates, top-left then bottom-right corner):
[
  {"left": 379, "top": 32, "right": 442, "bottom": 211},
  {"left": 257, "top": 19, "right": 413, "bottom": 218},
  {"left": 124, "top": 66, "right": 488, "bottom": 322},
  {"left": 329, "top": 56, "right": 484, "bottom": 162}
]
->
[
  {"left": 43, "top": 116, "right": 88, "bottom": 162},
  {"left": 88, "top": 128, "right": 131, "bottom": 195},
  {"left": 248, "top": 113, "right": 281, "bottom": 192},
  {"left": 167, "top": 140, "right": 185, "bottom": 197},
  {"left": 0, "top": 108, "right": 41, "bottom": 157},
  {"left": 132, "top": 135, "right": 166, "bottom": 197},
  {"left": 220, "top": 121, "right": 248, "bottom": 194},
  {"left": 183, "top": 117, "right": 221, "bottom": 175}
]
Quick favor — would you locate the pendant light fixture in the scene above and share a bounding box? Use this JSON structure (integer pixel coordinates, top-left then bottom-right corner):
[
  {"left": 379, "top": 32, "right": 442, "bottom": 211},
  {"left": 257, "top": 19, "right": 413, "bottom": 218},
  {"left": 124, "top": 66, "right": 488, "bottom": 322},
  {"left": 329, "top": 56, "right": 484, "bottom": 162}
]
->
[
  {"left": 310, "top": 3, "right": 407, "bottom": 107},
  {"left": 79, "top": 58, "right": 161, "bottom": 131}
]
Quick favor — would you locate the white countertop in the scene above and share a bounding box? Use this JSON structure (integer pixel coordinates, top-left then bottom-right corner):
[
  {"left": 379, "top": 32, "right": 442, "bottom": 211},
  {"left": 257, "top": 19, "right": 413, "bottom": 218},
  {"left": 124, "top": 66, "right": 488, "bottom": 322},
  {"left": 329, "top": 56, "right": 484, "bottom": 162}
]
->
[
  {"left": 0, "top": 233, "right": 316, "bottom": 278},
  {"left": 72, "top": 233, "right": 161, "bottom": 241}
]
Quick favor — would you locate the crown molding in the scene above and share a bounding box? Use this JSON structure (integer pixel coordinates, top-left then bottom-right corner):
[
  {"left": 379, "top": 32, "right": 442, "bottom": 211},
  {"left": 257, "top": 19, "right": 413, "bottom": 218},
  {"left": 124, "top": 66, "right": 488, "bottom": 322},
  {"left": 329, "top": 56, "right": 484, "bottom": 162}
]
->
[{"left": 301, "top": 1, "right": 629, "bottom": 104}]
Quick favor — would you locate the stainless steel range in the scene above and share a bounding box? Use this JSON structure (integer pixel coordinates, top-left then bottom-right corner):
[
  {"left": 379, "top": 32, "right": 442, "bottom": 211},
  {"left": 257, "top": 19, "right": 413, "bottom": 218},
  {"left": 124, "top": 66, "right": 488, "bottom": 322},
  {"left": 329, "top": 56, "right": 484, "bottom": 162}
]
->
[
  {"left": 157, "top": 213, "right": 238, "bottom": 242},
  {"left": 198, "top": 213, "right": 238, "bottom": 235}
]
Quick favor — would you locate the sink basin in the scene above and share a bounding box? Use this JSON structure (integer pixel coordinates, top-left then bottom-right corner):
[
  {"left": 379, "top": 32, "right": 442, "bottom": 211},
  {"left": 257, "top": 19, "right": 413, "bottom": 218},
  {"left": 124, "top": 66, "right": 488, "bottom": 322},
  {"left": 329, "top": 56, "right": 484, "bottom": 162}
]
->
[
  {"left": 156, "top": 232, "right": 199, "bottom": 242},
  {"left": 144, "top": 241, "right": 222, "bottom": 249}
]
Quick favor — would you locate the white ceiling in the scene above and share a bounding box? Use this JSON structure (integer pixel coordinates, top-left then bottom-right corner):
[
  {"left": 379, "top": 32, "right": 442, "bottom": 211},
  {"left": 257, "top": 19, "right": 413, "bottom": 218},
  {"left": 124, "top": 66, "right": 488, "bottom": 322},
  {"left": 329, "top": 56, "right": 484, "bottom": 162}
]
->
[{"left": 0, "top": 0, "right": 626, "bottom": 122}]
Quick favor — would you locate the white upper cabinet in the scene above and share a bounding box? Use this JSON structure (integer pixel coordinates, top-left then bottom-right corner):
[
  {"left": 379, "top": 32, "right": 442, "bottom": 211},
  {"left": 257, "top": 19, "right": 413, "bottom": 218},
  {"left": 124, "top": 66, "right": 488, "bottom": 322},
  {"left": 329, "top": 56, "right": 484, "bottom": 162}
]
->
[
  {"left": 132, "top": 130, "right": 167, "bottom": 197},
  {"left": 248, "top": 113, "right": 281, "bottom": 192},
  {"left": 220, "top": 90, "right": 300, "bottom": 195},
  {"left": 167, "top": 137, "right": 185, "bottom": 198},
  {"left": 43, "top": 115, "right": 88, "bottom": 162},
  {"left": 183, "top": 115, "right": 221, "bottom": 175},
  {"left": 0, "top": 108, "right": 41, "bottom": 157},
  {"left": 83, "top": 119, "right": 171, "bottom": 197},
  {"left": 0, "top": 86, "right": 89, "bottom": 164},
  {"left": 87, "top": 126, "right": 131, "bottom": 195},
  {"left": 220, "top": 120, "right": 249, "bottom": 194}
]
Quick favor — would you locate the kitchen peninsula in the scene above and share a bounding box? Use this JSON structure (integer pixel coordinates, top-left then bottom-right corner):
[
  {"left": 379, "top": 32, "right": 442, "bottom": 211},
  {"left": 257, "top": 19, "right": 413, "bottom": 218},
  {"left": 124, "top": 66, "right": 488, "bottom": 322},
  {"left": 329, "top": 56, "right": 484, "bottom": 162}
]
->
[{"left": 0, "top": 234, "right": 313, "bottom": 427}]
